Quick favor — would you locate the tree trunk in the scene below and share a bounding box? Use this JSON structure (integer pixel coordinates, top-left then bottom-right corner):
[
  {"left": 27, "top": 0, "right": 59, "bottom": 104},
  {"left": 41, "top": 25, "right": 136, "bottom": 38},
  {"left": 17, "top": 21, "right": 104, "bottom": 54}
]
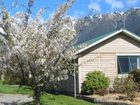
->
[
  {"left": 1, "top": 71, "right": 5, "bottom": 81},
  {"left": 33, "top": 86, "right": 41, "bottom": 105}
]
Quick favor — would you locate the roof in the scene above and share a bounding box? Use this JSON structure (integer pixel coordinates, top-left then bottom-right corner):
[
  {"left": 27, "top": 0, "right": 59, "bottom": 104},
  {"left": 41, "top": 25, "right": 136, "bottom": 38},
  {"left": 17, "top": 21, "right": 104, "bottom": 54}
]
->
[{"left": 75, "top": 28, "right": 140, "bottom": 55}]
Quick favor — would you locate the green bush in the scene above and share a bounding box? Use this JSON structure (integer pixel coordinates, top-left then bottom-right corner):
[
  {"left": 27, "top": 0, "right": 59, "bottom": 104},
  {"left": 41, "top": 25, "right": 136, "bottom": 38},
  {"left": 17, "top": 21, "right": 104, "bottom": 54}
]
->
[
  {"left": 129, "top": 69, "right": 140, "bottom": 89},
  {"left": 3, "top": 71, "right": 21, "bottom": 85},
  {"left": 81, "top": 71, "right": 109, "bottom": 95}
]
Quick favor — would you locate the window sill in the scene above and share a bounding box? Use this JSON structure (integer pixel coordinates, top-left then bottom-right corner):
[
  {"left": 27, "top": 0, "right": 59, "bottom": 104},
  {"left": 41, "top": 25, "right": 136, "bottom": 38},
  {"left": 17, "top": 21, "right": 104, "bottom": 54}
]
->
[{"left": 118, "top": 74, "right": 128, "bottom": 78}]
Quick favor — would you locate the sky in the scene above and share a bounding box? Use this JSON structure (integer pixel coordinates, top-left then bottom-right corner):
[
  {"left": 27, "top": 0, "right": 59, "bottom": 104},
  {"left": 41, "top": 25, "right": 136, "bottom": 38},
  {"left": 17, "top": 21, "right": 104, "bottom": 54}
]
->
[{"left": 1, "top": 0, "right": 140, "bottom": 19}]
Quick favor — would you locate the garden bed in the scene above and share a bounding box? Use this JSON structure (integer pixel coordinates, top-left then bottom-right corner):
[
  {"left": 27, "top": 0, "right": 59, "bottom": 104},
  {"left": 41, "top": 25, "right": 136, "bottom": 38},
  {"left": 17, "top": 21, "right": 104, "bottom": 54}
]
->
[{"left": 78, "top": 93, "right": 140, "bottom": 105}]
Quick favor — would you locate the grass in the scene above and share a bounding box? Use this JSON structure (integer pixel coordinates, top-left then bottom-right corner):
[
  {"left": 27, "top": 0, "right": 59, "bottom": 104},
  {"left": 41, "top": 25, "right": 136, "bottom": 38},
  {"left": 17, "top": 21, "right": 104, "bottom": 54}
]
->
[
  {"left": 0, "top": 80, "right": 32, "bottom": 94},
  {"left": 24, "top": 93, "right": 99, "bottom": 105},
  {"left": 0, "top": 80, "right": 99, "bottom": 105},
  {"left": 41, "top": 93, "right": 98, "bottom": 105}
]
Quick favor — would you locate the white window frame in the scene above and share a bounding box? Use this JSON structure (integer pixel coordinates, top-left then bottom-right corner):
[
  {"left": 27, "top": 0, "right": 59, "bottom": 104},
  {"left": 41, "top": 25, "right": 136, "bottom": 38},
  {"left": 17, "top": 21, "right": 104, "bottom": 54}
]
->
[{"left": 116, "top": 53, "right": 140, "bottom": 76}]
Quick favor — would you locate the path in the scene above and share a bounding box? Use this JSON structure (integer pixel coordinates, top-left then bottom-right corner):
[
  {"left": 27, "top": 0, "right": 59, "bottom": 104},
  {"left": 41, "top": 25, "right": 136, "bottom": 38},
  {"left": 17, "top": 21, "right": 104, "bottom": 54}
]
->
[{"left": 0, "top": 93, "right": 33, "bottom": 105}]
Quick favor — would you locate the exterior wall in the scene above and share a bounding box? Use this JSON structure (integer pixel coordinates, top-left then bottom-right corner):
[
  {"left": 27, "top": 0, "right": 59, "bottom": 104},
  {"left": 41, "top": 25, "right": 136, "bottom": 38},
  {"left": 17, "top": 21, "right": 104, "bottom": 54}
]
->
[{"left": 78, "top": 33, "right": 140, "bottom": 93}]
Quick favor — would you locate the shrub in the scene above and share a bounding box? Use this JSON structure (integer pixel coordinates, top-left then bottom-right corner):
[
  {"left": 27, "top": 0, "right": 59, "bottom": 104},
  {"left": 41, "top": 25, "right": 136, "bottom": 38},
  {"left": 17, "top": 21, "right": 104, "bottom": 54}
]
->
[
  {"left": 81, "top": 71, "right": 109, "bottom": 95},
  {"left": 3, "top": 71, "right": 21, "bottom": 85},
  {"left": 124, "top": 77, "right": 139, "bottom": 101},
  {"left": 96, "top": 88, "right": 109, "bottom": 96},
  {"left": 113, "top": 76, "right": 138, "bottom": 101},
  {"left": 129, "top": 69, "right": 140, "bottom": 89},
  {"left": 113, "top": 77, "right": 126, "bottom": 93}
]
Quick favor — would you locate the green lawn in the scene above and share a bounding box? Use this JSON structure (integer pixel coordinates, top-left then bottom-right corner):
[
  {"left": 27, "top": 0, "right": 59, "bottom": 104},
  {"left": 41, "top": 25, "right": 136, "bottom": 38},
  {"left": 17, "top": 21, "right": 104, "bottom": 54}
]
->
[
  {"left": 0, "top": 81, "right": 99, "bottom": 105},
  {"left": 41, "top": 94, "right": 98, "bottom": 105},
  {"left": 0, "top": 80, "right": 32, "bottom": 94},
  {"left": 24, "top": 93, "right": 99, "bottom": 105}
]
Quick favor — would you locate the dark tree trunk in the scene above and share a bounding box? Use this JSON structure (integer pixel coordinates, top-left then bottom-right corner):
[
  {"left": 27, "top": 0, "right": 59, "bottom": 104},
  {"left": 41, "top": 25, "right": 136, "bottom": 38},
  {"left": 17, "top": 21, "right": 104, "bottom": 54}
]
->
[{"left": 33, "top": 86, "right": 42, "bottom": 105}]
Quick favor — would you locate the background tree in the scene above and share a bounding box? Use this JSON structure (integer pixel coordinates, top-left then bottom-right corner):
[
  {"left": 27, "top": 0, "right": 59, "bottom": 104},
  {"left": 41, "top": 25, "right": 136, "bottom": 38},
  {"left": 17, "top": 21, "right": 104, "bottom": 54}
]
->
[{"left": 0, "top": 0, "right": 76, "bottom": 105}]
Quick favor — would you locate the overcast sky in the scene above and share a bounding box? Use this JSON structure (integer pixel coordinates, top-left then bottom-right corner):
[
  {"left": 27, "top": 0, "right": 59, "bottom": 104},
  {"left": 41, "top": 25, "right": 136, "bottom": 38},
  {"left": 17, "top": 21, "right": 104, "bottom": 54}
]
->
[{"left": 2, "top": 0, "right": 140, "bottom": 18}]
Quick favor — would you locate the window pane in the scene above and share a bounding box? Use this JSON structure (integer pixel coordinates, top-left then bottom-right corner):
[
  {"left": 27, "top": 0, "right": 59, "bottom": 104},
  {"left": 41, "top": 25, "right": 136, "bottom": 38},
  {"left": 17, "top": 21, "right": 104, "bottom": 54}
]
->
[
  {"left": 137, "top": 57, "right": 140, "bottom": 69},
  {"left": 118, "top": 57, "right": 129, "bottom": 73},
  {"left": 129, "top": 56, "right": 137, "bottom": 71}
]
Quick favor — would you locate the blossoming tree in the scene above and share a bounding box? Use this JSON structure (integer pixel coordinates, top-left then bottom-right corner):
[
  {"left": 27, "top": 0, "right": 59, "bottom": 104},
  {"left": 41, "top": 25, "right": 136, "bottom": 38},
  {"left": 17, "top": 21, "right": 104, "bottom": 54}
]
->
[{"left": 0, "top": 0, "right": 76, "bottom": 105}]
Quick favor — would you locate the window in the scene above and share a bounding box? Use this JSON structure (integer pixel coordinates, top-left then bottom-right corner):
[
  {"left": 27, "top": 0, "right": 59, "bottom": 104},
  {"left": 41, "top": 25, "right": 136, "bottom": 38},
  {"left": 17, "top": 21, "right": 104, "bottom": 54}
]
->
[{"left": 117, "top": 56, "right": 140, "bottom": 74}]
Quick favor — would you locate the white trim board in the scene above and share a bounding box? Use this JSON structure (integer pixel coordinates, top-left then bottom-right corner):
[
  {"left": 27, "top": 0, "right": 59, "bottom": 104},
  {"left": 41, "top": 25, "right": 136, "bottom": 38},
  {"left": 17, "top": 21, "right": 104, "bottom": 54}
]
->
[{"left": 117, "top": 54, "right": 140, "bottom": 56}]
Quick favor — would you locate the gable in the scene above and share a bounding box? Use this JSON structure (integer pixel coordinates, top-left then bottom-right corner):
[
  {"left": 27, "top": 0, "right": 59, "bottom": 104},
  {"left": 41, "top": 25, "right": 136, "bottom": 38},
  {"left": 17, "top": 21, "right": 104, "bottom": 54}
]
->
[
  {"left": 75, "top": 29, "right": 140, "bottom": 55},
  {"left": 78, "top": 33, "right": 140, "bottom": 57},
  {"left": 92, "top": 33, "right": 140, "bottom": 53}
]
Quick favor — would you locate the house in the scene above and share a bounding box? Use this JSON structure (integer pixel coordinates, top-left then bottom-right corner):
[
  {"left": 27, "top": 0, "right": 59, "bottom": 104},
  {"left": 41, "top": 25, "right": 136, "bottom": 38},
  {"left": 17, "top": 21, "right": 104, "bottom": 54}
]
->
[{"left": 75, "top": 28, "right": 140, "bottom": 93}]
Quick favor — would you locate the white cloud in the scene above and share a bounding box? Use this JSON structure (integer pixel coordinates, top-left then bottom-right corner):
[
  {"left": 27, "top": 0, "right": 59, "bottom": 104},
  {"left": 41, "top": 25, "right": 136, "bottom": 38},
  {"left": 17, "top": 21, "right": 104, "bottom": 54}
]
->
[
  {"left": 127, "top": 0, "right": 138, "bottom": 5},
  {"left": 88, "top": 1, "right": 101, "bottom": 12},
  {"left": 106, "top": 0, "right": 124, "bottom": 9}
]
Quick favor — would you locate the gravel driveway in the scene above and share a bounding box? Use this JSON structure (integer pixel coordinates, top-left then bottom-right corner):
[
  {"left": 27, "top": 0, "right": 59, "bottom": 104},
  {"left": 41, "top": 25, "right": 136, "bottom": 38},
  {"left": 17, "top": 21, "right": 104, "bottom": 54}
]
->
[{"left": 0, "top": 93, "right": 33, "bottom": 105}]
